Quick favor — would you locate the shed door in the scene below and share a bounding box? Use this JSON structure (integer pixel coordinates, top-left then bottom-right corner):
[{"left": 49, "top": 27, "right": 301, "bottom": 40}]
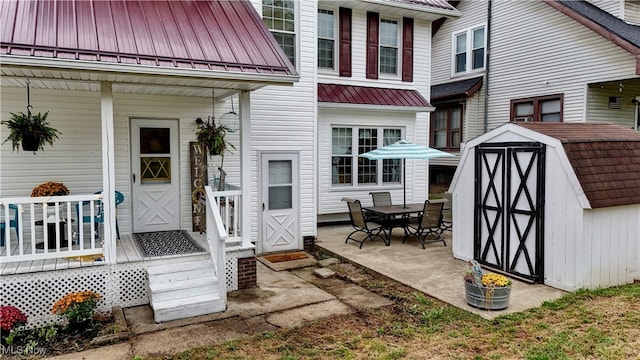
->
[{"left": 475, "top": 142, "right": 545, "bottom": 283}]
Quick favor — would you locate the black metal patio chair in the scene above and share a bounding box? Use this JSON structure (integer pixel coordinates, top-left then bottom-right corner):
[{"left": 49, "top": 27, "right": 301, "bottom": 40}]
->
[
  {"left": 438, "top": 192, "right": 452, "bottom": 234},
  {"left": 403, "top": 200, "right": 446, "bottom": 249},
  {"left": 342, "top": 198, "right": 387, "bottom": 249}
]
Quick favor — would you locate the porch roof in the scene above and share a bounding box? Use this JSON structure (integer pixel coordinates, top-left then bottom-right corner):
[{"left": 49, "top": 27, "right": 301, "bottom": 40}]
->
[
  {"left": 318, "top": 83, "right": 433, "bottom": 112},
  {"left": 516, "top": 122, "right": 640, "bottom": 209},
  {"left": 431, "top": 76, "right": 483, "bottom": 102},
  {"left": 0, "top": 0, "right": 298, "bottom": 90}
]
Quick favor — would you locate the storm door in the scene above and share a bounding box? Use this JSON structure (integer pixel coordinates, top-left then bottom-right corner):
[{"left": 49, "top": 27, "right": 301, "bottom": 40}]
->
[
  {"left": 131, "top": 119, "right": 180, "bottom": 233},
  {"left": 474, "top": 142, "right": 545, "bottom": 282},
  {"left": 261, "top": 153, "right": 299, "bottom": 254}
]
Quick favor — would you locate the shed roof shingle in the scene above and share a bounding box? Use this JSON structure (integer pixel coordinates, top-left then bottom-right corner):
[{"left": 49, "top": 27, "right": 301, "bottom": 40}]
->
[{"left": 516, "top": 122, "right": 640, "bottom": 208}]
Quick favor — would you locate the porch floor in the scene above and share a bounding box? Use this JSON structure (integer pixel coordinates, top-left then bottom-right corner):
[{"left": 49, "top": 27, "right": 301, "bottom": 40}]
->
[
  {"left": 316, "top": 225, "right": 568, "bottom": 320},
  {"left": 0, "top": 232, "right": 209, "bottom": 276}
]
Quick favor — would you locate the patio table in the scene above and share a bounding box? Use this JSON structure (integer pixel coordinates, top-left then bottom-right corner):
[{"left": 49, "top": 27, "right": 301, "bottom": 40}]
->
[{"left": 362, "top": 198, "right": 448, "bottom": 246}]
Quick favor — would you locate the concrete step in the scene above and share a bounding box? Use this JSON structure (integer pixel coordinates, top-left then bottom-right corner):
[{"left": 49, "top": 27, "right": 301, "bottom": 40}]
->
[
  {"left": 147, "top": 259, "right": 226, "bottom": 323},
  {"left": 152, "top": 293, "right": 226, "bottom": 323}
]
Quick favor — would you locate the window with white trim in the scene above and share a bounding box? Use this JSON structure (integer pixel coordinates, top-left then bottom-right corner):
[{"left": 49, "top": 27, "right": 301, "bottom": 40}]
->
[
  {"left": 379, "top": 18, "right": 399, "bottom": 75},
  {"left": 263, "top": 0, "right": 296, "bottom": 66},
  {"left": 453, "top": 25, "right": 485, "bottom": 74},
  {"left": 318, "top": 9, "right": 335, "bottom": 70},
  {"left": 432, "top": 106, "right": 462, "bottom": 150},
  {"left": 331, "top": 127, "right": 402, "bottom": 186}
]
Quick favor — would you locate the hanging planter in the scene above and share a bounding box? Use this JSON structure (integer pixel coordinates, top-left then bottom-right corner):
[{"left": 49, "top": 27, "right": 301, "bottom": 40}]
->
[
  {"left": 1, "top": 80, "right": 60, "bottom": 153},
  {"left": 194, "top": 117, "right": 232, "bottom": 156}
]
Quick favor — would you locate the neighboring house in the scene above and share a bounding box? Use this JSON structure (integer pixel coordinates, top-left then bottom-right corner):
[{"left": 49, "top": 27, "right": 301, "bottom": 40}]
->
[{"left": 429, "top": 0, "right": 640, "bottom": 190}]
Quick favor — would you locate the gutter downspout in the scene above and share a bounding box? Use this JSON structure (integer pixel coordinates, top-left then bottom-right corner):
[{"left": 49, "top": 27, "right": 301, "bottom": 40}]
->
[{"left": 483, "top": 0, "right": 492, "bottom": 133}]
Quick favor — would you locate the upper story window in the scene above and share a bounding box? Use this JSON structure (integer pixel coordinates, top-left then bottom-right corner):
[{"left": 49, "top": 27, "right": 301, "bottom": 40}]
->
[
  {"left": 263, "top": 0, "right": 296, "bottom": 66},
  {"left": 511, "top": 94, "right": 563, "bottom": 122},
  {"left": 318, "top": 9, "right": 335, "bottom": 70},
  {"left": 332, "top": 127, "right": 402, "bottom": 186},
  {"left": 431, "top": 105, "right": 462, "bottom": 150},
  {"left": 453, "top": 25, "right": 485, "bottom": 74},
  {"left": 379, "top": 18, "right": 399, "bottom": 75}
]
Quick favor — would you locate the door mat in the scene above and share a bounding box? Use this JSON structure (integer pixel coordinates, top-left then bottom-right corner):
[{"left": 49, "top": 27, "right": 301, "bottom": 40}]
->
[
  {"left": 263, "top": 251, "right": 309, "bottom": 263},
  {"left": 65, "top": 254, "right": 104, "bottom": 263},
  {"left": 133, "top": 230, "right": 205, "bottom": 258}
]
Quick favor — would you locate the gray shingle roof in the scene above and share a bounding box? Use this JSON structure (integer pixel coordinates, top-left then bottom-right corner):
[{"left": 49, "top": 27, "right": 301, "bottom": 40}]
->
[{"left": 431, "top": 76, "right": 483, "bottom": 101}]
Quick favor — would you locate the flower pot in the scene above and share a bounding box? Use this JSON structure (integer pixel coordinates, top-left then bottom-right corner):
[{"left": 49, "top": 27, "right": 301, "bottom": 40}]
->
[
  {"left": 464, "top": 281, "right": 511, "bottom": 310},
  {"left": 21, "top": 135, "right": 40, "bottom": 151}
]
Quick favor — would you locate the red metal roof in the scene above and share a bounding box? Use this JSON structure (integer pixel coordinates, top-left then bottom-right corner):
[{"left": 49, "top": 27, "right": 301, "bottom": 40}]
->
[
  {"left": 0, "top": 0, "right": 296, "bottom": 77},
  {"left": 318, "top": 83, "right": 432, "bottom": 109},
  {"left": 517, "top": 122, "right": 640, "bottom": 208}
]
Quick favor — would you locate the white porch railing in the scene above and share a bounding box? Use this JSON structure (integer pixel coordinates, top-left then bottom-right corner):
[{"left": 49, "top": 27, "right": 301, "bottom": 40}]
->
[
  {"left": 212, "top": 188, "right": 241, "bottom": 245},
  {"left": 0, "top": 194, "right": 107, "bottom": 264},
  {"left": 205, "top": 186, "right": 228, "bottom": 303}
]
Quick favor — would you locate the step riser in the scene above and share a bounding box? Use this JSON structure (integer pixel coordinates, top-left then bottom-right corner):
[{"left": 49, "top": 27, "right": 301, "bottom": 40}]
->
[
  {"left": 150, "top": 285, "right": 219, "bottom": 303},
  {"left": 154, "top": 299, "right": 226, "bottom": 323},
  {"left": 150, "top": 268, "right": 215, "bottom": 283},
  {"left": 147, "top": 260, "right": 213, "bottom": 276}
]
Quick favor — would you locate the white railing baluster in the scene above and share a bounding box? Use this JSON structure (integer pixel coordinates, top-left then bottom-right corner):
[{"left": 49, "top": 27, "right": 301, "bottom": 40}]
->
[{"left": 29, "top": 204, "right": 35, "bottom": 255}]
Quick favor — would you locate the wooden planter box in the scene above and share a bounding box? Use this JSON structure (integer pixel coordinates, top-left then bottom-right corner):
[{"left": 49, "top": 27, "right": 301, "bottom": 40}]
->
[{"left": 464, "top": 281, "right": 511, "bottom": 310}]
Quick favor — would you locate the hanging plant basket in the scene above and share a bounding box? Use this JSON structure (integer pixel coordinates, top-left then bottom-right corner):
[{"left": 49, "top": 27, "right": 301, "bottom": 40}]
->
[{"left": 21, "top": 134, "right": 40, "bottom": 152}]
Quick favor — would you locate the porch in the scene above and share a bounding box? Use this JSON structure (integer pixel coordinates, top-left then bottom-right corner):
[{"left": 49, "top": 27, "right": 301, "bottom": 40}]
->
[{"left": 316, "top": 225, "right": 568, "bottom": 319}]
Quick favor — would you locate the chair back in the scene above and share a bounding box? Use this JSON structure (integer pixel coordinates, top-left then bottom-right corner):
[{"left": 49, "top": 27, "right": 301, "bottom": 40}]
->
[
  {"left": 420, "top": 201, "right": 443, "bottom": 230},
  {"left": 115, "top": 191, "right": 124, "bottom": 206},
  {"left": 369, "top": 191, "right": 392, "bottom": 206},
  {"left": 441, "top": 192, "right": 452, "bottom": 223},
  {"left": 343, "top": 198, "right": 366, "bottom": 229}
]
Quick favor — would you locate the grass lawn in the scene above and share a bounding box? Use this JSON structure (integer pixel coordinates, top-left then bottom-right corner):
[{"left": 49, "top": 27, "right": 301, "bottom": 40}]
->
[{"left": 143, "top": 263, "right": 640, "bottom": 360}]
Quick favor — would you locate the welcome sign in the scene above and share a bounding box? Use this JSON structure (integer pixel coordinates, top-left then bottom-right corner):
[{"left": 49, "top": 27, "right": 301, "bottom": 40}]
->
[{"left": 190, "top": 141, "right": 208, "bottom": 232}]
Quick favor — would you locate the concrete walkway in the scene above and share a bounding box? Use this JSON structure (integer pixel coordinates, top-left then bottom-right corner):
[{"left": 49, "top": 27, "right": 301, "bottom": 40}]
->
[
  {"left": 46, "top": 260, "right": 392, "bottom": 360},
  {"left": 316, "top": 224, "right": 568, "bottom": 320}
]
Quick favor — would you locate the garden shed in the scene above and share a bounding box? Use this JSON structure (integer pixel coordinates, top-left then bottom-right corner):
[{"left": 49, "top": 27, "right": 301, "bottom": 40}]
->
[{"left": 449, "top": 122, "right": 640, "bottom": 291}]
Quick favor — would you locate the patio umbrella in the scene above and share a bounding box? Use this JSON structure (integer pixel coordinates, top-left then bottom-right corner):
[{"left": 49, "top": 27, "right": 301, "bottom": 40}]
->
[{"left": 360, "top": 140, "right": 455, "bottom": 207}]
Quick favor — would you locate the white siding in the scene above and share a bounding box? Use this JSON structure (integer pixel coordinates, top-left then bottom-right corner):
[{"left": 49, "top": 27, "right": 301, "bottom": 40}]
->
[
  {"left": 0, "top": 87, "right": 215, "bottom": 238},
  {"left": 624, "top": 0, "right": 640, "bottom": 25},
  {"left": 486, "top": 1, "right": 638, "bottom": 130},
  {"left": 582, "top": 206, "right": 640, "bottom": 289},
  {"left": 318, "top": 109, "right": 421, "bottom": 216},
  {"left": 587, "top": 80, "right": 640, "bottom": 128},
  {"left": 586, "top": 0, "right": 623, "bottom": 18},
  {"left": 251, "top": 0, "right": 317, "bottom": 246}
]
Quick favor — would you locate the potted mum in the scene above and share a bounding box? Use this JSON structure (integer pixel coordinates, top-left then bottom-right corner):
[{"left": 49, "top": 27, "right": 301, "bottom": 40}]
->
[
  {"left": 52, "top": 290, "right": 101, "bottom": 329},
  {"left": 1, "top": 110, "right": 61, "bottom": 152},
  {"left": 0, "top": 305, "right": 27, "bottom": 345},
  {"left": 464, "top": 260, "right": 512, "bottom": 310}
]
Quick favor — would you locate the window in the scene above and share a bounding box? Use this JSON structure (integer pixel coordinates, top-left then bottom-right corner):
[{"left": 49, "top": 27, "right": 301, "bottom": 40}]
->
[
  {"left": 431, "top": 106, "right": 462, "bottom": 150},
  {"left": 511, "top": 95, "right": 563, "bottom": 122},
  {"left": 379, "top": 18, "right": 398, "bottom": 75},
  {"left": 263, "top": 0, "right": 296, "bottom": 66},
  {"left": 331, "top": 127, "right": 402, "bottom": 186},
  {"left": 318, "top": 9, "right": 335, "bottom": 70},
  {"left": 453, "top": 26, "right": 485, "bottom": 74}
]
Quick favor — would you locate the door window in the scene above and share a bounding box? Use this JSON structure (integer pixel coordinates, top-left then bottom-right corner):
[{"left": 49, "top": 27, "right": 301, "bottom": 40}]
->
[{"left": 268, "top": 160, "right": 292, "bottom": 210}]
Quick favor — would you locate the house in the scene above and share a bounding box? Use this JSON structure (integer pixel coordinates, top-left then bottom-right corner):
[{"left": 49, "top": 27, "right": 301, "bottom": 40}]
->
[
  {"left": 0, "top": 0, "right": 461, "bottom": 326},
  {"left": 428, "top": 0, "right": 640, "bottom": 191},
  {"left": 0, "top": 0, "right": 298, "bottom": 325},
  {"left": 449, "top": 122, "right": 640, "bottom": 291}
]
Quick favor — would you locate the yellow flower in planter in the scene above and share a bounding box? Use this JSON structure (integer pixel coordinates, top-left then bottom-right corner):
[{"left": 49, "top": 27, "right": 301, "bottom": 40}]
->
[{"left": 481, "top": 272, "right": 511, "bottom": 288}]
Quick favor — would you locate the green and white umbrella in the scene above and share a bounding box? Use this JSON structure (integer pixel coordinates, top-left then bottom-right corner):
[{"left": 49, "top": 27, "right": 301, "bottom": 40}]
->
[{"left": 360, "top": 140, "right": 455, "bottom": 207}]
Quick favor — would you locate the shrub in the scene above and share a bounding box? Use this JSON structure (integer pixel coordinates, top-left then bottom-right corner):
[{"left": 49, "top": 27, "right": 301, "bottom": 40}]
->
[
  {"left": 0, "top": 305, "right": 27, "bottom": 332},
  {"left": 52, "top": 291, "right": 101, "bottom": 327}
]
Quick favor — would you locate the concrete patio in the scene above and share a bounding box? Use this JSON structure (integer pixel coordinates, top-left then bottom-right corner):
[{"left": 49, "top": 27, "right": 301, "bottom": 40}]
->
[{"left": 316, "top": 224, "right": 568, "bottom": 320}]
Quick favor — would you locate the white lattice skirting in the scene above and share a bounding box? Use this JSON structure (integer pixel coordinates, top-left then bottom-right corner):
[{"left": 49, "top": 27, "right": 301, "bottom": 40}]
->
[{"left": 1, "top": 251, "right": 243, "bottom": 328}]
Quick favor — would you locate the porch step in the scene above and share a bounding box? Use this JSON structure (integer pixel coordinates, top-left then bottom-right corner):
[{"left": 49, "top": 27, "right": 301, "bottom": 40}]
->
[{"left": 147, "top": 259, "right": 226, "bottom": 323}]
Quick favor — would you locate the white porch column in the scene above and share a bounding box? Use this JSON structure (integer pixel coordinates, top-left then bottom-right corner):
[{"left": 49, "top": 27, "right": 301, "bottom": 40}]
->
[
  {"left": 239, "top": 90, "right": 255, "bottom": 252},
  {"left": 101, "top": 82, "right": 116, "bottom": 264}
]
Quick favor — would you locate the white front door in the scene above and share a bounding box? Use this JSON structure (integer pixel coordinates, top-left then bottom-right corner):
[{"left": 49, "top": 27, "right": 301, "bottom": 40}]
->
[
  {"left": 131, "top": 119, "right": 180, "bottom": 233},
  {"left": 261, "top": 153, "right": 299, "bottom": 253}
]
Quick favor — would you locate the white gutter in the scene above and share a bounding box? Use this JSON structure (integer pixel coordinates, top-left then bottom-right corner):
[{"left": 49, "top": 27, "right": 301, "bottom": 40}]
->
[
  {"left": 318, "top": 102, "right": 435, "bottom": 113},
  {"left": 361, "top": 0, "right": 462, "bottom": 17},
  {"left": 0, "top": 55, "right": 299, "bottom": 85}
]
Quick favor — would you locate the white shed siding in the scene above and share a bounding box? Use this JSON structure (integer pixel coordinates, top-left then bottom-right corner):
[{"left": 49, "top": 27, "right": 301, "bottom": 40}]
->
[
  {"left": 586, "top": 0, "right": 623, "bottom": 18},
  {"left": 587, "top": 81, "right": 640, "bottom": 128},
  {"left": 582, "top": 206, "right": 640, "bottom": 289},
  {"left": 318, "top": 109, "right": 420, "bottom": 216},
  {"left": 251, "top": 0, "right": 317, "bottom": 244},
  {"left": 430, "top": 0, "right": 488, "bottom": 86},
  {"left": 486, "top": 1, "right": 638, "bottom": 130}
]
